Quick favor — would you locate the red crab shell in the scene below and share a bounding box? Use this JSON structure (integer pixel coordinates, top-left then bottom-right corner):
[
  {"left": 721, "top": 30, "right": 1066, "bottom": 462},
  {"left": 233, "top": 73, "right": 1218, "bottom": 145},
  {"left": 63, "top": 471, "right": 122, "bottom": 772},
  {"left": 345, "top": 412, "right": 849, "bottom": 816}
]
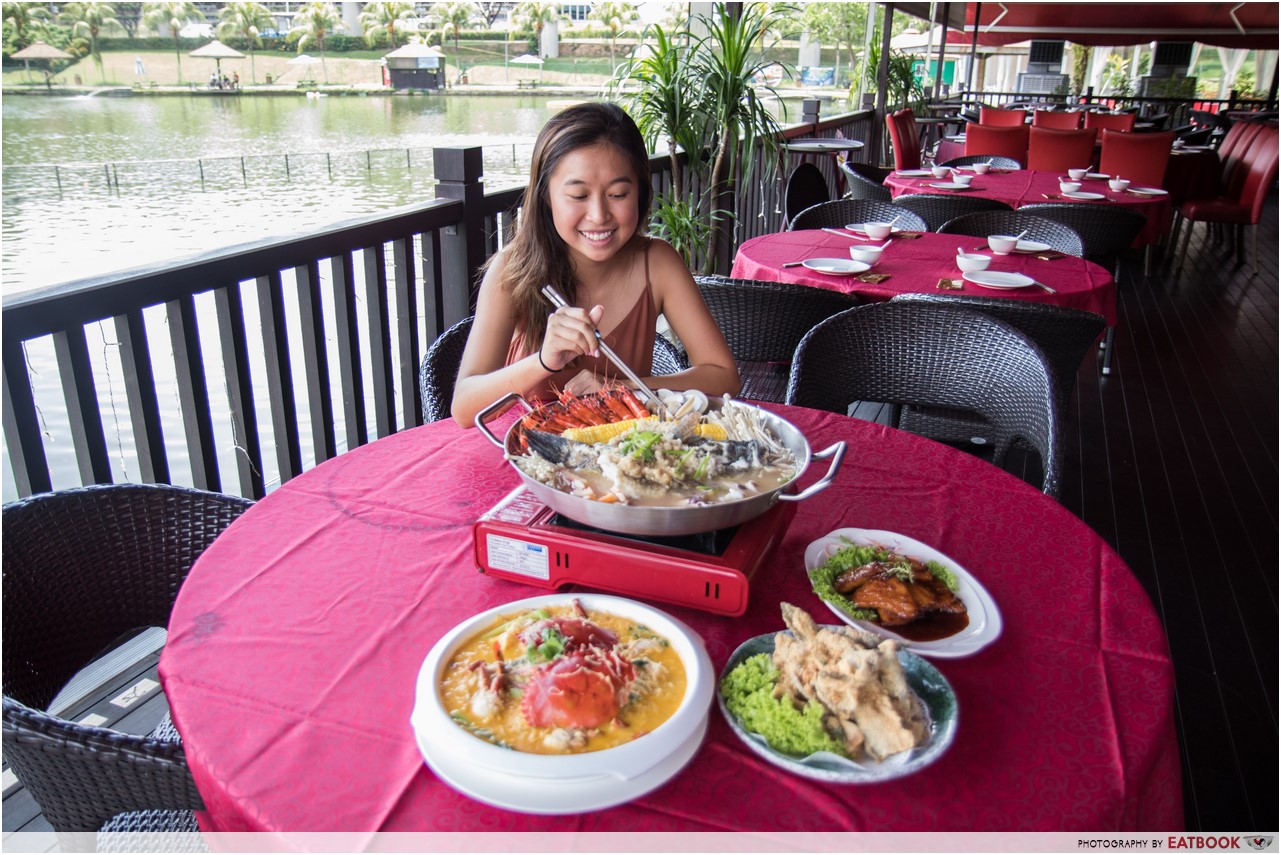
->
[
  {"left": 520, "top": 649, "right": 636, "bottom": 730},
  {"left": 519, "top": 617, "right": 618, "bottom": 653}
]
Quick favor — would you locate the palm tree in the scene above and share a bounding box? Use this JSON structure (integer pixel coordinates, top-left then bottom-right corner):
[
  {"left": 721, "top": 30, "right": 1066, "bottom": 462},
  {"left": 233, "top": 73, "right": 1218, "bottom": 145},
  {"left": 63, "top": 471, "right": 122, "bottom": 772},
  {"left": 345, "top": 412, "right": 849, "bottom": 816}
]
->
[
  {"left": 59, "top": 2, "right": 123, "bottom": 83},
  {"left": 430, "top": 1, "right": 478, "bottom": 59},
  {"left": 142, "top": 1, "right": 201, "bottom": 84},
  {"left": 3, "top": 2, "right": 52, "bottom": 49},
  {"left": 587, "top": 1, "right": 638, "bottom": 70},
  {"left": 216, "top": 1, "right": 273, "bottom": 84},
  {"left": 288, "top": 1, "right": 344, "bottom": 84},
  {"left": 358, "top": 0, "right": 416, "bottom": 50},
  {"left": 511, "top": 0, "right": 564, "bottom": 54}
]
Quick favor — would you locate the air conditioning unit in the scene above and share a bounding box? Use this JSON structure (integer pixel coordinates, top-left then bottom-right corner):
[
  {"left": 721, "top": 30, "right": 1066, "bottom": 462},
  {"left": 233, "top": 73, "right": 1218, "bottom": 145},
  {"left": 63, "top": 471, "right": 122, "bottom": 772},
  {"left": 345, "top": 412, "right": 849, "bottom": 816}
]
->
[
  {"left": 1026, "top": 40, "right": 1066, "bottom": 74},
  {"left": 1017, "top": 72, "right": 1070, "bottom": 95},
  {"left": 1150, "top": 42, "right": 1194, "bottom": 79}
]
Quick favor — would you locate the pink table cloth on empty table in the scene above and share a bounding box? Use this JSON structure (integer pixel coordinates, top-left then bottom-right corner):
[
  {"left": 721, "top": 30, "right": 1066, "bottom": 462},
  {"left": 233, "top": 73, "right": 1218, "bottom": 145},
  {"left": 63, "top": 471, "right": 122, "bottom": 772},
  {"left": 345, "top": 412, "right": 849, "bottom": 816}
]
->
[
  {"left": 731, "top": 229, "right": 1117, "bottom": 326},
  {"left": 160, "top": 406, "right": 1180, "bottom": 834}
]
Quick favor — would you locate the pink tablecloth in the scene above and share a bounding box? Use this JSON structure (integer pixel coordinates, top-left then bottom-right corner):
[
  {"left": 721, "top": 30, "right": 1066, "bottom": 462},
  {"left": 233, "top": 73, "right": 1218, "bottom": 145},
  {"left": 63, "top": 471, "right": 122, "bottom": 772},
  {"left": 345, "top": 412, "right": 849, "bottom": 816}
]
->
[
  {"left": 731, "top": 230, "right": 1117, "bottom": 326},
  {"left": 884, "top": 168, "right": 1173, "bottom": 246},
  {"left": 160, "top": 407, "right": 1180, "bottom": 833}
]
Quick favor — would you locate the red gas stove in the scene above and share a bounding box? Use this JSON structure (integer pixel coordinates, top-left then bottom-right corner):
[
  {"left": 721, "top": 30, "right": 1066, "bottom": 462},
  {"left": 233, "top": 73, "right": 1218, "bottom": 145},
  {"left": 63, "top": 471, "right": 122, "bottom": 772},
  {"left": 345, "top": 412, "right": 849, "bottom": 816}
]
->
[{"left": 472, "top": 487, "right": 796, "bottom": 617}]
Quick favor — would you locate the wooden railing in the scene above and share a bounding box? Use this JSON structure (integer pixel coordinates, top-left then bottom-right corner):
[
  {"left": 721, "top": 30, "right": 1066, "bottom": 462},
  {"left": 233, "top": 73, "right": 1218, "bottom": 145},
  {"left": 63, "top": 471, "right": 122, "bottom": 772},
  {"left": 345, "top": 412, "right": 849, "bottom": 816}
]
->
[{"left": 2, "top": 108, "right": 875, "bottom": 501}]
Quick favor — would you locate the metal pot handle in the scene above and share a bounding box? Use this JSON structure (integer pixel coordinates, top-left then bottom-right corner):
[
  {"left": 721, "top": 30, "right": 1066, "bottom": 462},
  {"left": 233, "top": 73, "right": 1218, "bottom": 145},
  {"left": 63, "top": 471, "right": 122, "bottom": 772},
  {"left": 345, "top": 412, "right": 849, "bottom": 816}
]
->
[
  {"left": 475, "top": 392, "right": 533, "bottom": 449},
  {"left": 778, "top": 441, "right": 847, "bottom": 502}
]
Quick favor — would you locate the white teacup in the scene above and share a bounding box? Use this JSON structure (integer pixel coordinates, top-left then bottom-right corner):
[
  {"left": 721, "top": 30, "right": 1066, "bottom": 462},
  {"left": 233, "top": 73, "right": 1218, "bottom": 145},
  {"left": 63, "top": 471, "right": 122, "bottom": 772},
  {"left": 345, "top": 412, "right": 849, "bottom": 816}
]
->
[
  {"left": 849, "top": 245, "right": 883, "bottom": 265},
  {"left": 863, "top": 222, "right": 894, "bottom": 240},
  {"left": 1059, "top": 180, "right": 1082, "bottom": 194},
  {"left": 987, "top": 234, "right": 1019, "bottom": 255},
  {"left": 971, "top": 162, "right": 992, "bottom": 174},
  {"left": 956, "top": 253, "right": 991, "bottom": 272},
  {"left": 949, "top": 172, "right": 974, "bottom": 186},
  {"left": 1067, "top": 168, "right": 1088, "bottom": 181},
  {"left": 931, "top": 165, "right": 951, "bottom": 178},
  {"left": 1109, "top": 178, "right": 1131, "bottom": 192}
]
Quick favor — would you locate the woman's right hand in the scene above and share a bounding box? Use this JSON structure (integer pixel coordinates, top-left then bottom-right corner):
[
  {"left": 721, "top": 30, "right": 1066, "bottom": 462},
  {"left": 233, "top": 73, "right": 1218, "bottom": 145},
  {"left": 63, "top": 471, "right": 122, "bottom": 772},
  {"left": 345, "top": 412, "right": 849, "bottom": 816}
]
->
[{"left": 539, "top": 304, "right": 605, "bottom": 372}]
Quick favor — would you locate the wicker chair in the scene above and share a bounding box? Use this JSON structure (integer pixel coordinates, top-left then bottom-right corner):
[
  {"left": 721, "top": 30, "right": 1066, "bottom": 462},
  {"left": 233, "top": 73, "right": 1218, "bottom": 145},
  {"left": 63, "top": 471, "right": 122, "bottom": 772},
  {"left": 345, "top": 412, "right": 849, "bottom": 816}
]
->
[
  {"left": 3, "top": 483, "right": 254, "bottom": 837},
  {"left": 788, "top": 200, "right": 928, "bottom": 233},
  {"left": 785, "top": 303, "right": 1061, "bottom": 496},
  {"left": 891, "top": 194, "right": 1014, "bottom": 232},
  {"left": 1018, "top": 203, "right": 1146, "bottom": 280},
  {"left": 651, "top": 331, "right": 690, "bottom": 376},
  {"left": 937, "top": 154, "right": 1023, "bottom": 170},
  {"left": 694, "top": 275, "right": 861, "bottom": 403},
  {"left": 838, "top": 160, "right": 892, "bottom": 201},
  {"left": 419, "top": 316, "right": 474, "bottom": 422},
  {"left": 938, "top": 211, "right": 1085, "bottom": 256}
]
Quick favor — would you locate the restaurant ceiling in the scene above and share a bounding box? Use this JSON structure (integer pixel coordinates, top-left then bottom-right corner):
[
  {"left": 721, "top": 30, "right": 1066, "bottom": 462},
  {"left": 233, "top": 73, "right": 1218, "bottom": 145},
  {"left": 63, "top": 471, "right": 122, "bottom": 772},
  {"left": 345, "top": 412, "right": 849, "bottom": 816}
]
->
[{"left": 892, "top": 2, "right": 1279, "bottom": 50}]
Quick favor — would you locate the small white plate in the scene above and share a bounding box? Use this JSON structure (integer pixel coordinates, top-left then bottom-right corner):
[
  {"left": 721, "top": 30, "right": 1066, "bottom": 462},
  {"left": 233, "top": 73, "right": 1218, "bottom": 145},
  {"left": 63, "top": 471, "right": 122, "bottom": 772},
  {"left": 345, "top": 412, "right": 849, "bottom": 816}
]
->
[
  {"left": 894, "top": 169, "right": 932, "bottom": 177},
  {"left": 928, "top": 182, "right": 973, "bottom": 191},
  {"left": 1014, "top": 240, "right": 1052, "bottom": 253},
  {"left": 1127, "top": 187, "right": 1169, "bottom": 196},
  {"left": 1174, "top": 145, "right": 1212, "bottom": 152},
  {"left": 844, "top": 223, "right": 904, "bottom": 237},
  {"left": 802, "top": 258, "right": 871, "bottom": 276},
  {"left": 962, "top": 271, "right": 1038, "bottom": 290},
  {"left": 1061, "top": 191, "right": 1106, "bottom": 201},
  {"left": 1084, "top": 172, "right": 1110, "bottom": 180},
  {"left": 803, "top": 528, "right": 1002, "bottom": 658},
  {"left": 945, "top": 134, "right": 967, "bottom": 142}
]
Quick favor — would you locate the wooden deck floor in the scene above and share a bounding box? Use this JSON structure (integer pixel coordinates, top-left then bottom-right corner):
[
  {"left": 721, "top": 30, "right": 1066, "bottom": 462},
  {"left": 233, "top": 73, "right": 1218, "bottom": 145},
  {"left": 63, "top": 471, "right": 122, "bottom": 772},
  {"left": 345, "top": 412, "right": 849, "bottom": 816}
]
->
[{"left": 4, "top": 193, "right": 1277, "bottom": 838}]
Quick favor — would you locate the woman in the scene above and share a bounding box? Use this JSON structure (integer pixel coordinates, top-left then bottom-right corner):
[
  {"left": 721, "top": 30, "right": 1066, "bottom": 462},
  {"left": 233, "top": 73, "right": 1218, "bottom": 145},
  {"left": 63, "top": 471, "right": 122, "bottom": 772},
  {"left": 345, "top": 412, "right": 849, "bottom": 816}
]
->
[{"left": 451, "top": 102, "right": 740, "bottom": 428}]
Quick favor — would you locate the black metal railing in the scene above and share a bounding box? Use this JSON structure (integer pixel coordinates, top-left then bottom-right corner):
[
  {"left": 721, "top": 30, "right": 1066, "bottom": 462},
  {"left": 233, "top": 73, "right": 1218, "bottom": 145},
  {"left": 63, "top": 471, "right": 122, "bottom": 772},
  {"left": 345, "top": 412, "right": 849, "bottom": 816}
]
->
[
  {"left": 941, "top": 88, "right": 1275, "bottom": 129},
  {"left": 2, "top": 108, "right": 875, "bottom": 501}
]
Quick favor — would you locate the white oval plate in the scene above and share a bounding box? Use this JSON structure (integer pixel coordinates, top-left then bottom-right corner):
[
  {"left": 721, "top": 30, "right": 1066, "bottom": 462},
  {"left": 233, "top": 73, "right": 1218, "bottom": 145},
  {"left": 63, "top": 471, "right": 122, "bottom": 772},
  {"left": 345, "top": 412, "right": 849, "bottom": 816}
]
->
[
  {"left": 1013, "top": 240, "right": 1052, "bottom": 253},
  {"left": 928, "top": 182, "right": 973, "bottom": 191},
  {"left": 894, "top": 169, "right": 932, "bottom": 177},
  {"left": 802, "top": 258, "right": 871, "bottom": 276},
  {"left": 1127, "top": 187, "right": 1169, "bottom": 196},
  {"left": 803, "top": 528, "right": 1002, "bottom": 658},
  {"left": 1084, "top": 172, "right": 1110, "bottom": 180},
  {"left": 1061, "top": 191, "right": 1106, "bottom": 201},
  {"left": 844, "top": 223, "right": 904, "bottom": 237},
  {"left": 962, "top": 270, "right": 1037, "bottom": 290},
  {"left": 718, "top": 631, "right": 957, "bottom": 782}
]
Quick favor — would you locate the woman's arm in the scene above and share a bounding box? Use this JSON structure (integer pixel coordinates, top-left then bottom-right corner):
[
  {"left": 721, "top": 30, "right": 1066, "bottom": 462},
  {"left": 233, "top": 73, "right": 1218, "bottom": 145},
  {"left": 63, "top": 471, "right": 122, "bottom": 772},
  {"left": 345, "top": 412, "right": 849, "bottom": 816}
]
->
[{"left": 645, "top": 240, "right": 742, "bottom": 397}]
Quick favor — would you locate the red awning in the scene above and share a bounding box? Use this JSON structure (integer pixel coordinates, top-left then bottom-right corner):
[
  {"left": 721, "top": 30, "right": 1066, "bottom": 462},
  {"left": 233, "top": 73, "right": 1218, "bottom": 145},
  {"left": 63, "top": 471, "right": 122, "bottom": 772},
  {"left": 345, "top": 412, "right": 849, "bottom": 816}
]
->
[{"left": 932, "top": 2, "right": 1279, "bottom": 50}]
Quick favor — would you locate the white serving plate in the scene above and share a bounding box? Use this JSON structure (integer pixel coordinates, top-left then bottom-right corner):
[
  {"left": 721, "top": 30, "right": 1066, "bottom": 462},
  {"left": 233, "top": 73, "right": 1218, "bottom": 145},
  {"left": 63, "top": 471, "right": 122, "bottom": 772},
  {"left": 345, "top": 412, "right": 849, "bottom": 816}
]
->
[
  {"left": 802, "top": 258, "right": 871, "bottom": 276},
  {"left": 410, "top": 593, "right": 714, "bottom": 813},
  {"left": 717, "top": 631, "right": 957, "bottom": 782},
  {"left": 803, "top": 528, "right": 1002, "bottom": 658},
  {"left": 1084, "top": 172, "right": 1110, "bottom": 180},
  {"left": 844, "top": 223, "right": 905, "bottom": 237},
  {"left": 894, "top": 169, "right": 932, "bottom": 177},
  {"left": 962, "top": 271, "right": 1038, "bottom": 290},
  {"left": 928, "top": 182, "right": 974, "bottom": 191},
  {"left": 1013, "top": 240, "right": 1052, "bottom": 253},
  {"left": 1061, "top": 191, "right": 1106, "bottom": 201},
  {"left": 1127, "top": 187, "right": 1169, "bottom": 196}
]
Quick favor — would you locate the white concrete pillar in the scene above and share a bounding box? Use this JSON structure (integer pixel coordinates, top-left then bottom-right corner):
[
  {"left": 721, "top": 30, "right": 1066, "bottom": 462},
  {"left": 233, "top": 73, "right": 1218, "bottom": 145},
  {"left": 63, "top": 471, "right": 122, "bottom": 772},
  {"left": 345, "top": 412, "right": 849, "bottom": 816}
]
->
[
  {"left": 798, "top": 31, "right": 821, "bottom": 69},
  {"left": 341, "top": 1, "right": 360, "bottom": 36},
  {"left": 541, "top": 20, "right": 559, "bottom": 58}
]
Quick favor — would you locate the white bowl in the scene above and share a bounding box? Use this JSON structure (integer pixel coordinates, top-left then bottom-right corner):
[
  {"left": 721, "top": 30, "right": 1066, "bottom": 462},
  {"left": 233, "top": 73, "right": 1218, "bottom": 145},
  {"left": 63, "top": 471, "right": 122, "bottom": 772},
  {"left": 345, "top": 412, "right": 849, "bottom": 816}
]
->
[
  {"left": 1059, "top": 181, "right": 1082, "bottom": 193},
  {"left": 931, "top": 166, "right": 951, "bottom": 178},
  {"left": 863, "top": 222, "right": 894, "bottom": 240},
  {"left": 987, "top": 234, "right": 1018, "bottom": 255},
  {"left": 1109, "top": 179, "right": 1131, "bottom": 192},
  {"left": 971, "top": 163, "right": 992, "bottom": 174},
  {"left": 949, "top": 172, "right": 974, "bottom": 186},
  {"left": 849, "top": 245, "right": 883, "bottom": 265},
  {"left": 1067, "top": 168, "right": 1088, "bottom": 181},
  {"left": 411, "top": 594, "right": 714, "bottom": 793},
  {"left": 956, "top": 253, "right": 991, "bottom": 272}
]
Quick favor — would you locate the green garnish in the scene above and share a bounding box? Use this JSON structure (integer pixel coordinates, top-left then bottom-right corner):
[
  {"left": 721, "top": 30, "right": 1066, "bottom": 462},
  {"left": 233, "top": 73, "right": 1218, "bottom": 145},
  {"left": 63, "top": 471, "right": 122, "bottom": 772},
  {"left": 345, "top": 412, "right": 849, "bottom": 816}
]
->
[
  {"left": 619, "top": 431, "right": 663, "bottom": 461},
  {"left": 807, "top": 538, "right": 957, "bottom": 622},
  {"left": 526, "top": 626, "right": 567, "bottom": 662},
  {"left": 721, "top": 654, "right": 848, "bottom": 758}
]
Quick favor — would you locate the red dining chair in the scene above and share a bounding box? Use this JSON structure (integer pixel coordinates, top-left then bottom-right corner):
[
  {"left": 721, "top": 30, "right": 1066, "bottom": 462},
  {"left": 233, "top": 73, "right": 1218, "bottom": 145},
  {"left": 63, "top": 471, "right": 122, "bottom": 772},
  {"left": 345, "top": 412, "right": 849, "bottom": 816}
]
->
[
  {"left": 964, "top": 124, "right": 1029, "bottom": 167},
  {"left": 1032, "top": 110, "right": 1082, "bottom": 130},
  {"left": 1098, "top": 129, "right": 1175, "bottom": 188},
  {"left": 1216, "top": 120, "right": 1267, "bottom": 196},
  {"left": 979, "top": 105, "right": 1028, "bottom": 127},
  {"left": 1084, "top": 110, "right": 1136, "bottom": 143},
  {"left": 886, "top": 108, "right": 921, "bottom": 171},
  {"left": 1027, "top": 127, "right": 1098, "bottom": 173},
  {"left": 1170, "top": 123, "right": 1279, "bottom": 280}
]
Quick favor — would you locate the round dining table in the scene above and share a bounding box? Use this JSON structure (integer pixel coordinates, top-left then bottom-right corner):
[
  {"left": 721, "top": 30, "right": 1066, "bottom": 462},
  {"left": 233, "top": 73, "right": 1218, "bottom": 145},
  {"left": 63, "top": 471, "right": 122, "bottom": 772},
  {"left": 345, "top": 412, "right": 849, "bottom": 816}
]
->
[
  {"left": 730, "top": 229, "right": 1117, "bottom": 326},
  {"left": 160, "top": 405, "right": 1181, "bottom": 834}
]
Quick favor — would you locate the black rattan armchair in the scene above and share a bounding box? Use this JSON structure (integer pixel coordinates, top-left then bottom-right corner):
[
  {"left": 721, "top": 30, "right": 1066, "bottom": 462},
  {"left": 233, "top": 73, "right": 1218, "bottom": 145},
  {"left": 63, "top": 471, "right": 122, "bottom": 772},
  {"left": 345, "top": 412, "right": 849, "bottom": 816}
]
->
[
  {"left": 3, "top": 483, "right": 253, "bottom": 837},
  {"left": 651, "top": 331, "right": 690, "bottom": 376},
  {"left": 838, "top": 160, "right": 892, "bottom": 201},
  {"left": 788, "top": 200, "right": 928, "bottom": 233},
  {"left": 891, "top": 194, "right": 1014, "bottom": 231},
  {"left": 785, "top": 302, "right": 1061, "bottom": 496},
  {"left": 938, "top": 211, "right": 1085, "bottom": 256},
  {"left": 419, "top": 316, "right": 474, "bottom": 422},
  {"left": 938, "top": 154, "right": 1023, "bottom": 170},
  {"left": 694, "top": 275, "right": 861, "bottom": 403},
  {"left": 1017, "top": 203, "right": 1146, "bottom": 280}
]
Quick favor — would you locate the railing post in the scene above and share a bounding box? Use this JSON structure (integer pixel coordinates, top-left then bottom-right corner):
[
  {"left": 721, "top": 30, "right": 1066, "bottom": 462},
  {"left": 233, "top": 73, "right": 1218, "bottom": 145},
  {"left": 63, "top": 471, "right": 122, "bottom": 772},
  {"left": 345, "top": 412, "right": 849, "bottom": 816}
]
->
[
  {"left": 802, "top": 98, "right": 822, "bottom": 132},
  {"left": 433, "top": 146, "right": 487, "bottom": 324}
]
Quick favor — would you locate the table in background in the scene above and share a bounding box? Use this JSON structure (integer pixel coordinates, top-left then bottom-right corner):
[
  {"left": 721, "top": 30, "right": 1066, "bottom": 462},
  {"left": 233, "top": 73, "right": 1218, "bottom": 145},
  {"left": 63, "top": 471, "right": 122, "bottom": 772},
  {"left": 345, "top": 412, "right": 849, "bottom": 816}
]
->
[
  {"left": 160, "top": 407, "right": 1179, "bottom": 833},
  {"left": 731, "top": 229, "right": 1117, "bottom": 326},
  {"left": 784, "top": 137, "right": 865, "bottom": 195},
  {"left": 884, "top": 168, "right": 1172, "bottom": 247}
]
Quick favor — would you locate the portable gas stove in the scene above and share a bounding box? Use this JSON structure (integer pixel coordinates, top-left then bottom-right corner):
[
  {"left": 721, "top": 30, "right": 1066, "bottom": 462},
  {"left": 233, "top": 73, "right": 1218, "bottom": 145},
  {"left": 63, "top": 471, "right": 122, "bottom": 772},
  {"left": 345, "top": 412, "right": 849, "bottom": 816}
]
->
[{"left": 473, "top": 487, "right": 796, "bottom": 617}]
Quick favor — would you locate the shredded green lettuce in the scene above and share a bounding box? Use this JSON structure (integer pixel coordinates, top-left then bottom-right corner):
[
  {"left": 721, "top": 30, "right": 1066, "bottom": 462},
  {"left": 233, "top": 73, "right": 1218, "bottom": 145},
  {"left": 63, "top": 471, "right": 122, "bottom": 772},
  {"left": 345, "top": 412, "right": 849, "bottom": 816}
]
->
[{"left": 721, "top": 654, "right": 847, "bottom": 758}]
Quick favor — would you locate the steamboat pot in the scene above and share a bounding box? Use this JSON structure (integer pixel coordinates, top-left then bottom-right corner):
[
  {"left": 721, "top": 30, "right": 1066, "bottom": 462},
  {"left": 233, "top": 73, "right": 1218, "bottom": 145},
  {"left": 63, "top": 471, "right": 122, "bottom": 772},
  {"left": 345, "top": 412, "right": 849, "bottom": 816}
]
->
[{"left": 476, "top": 392, "right": 845, "bottom": 537}]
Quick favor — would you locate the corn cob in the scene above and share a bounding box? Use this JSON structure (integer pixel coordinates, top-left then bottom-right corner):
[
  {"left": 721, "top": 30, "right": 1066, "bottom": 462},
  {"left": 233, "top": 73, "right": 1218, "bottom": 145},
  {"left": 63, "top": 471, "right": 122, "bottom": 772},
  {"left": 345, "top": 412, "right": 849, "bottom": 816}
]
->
[
  {"left": 562, "top": 419, "right": 729, "bottom": 444},
  {"left": 694, "top": 423, "right": 728, "bottom": 441}
]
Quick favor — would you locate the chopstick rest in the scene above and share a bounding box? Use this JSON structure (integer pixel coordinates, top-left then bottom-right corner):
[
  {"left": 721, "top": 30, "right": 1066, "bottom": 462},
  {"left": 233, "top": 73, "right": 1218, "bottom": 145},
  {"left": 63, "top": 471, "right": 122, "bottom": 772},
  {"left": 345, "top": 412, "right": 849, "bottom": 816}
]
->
[
  {"left": 936, "top": 278, "right": 963, "bottom": 290},
  {"left": 1034, "top": 250, "right": 1068, "bottom": 260},
  {"left": 782, "top": 261, "right": 807, "bottom": 268},
  {"left": 856, "top": 273, "right": 891, "bottom": 283},
  {"left": 895, "top": 232, "right": 924, "bottom": 240}
]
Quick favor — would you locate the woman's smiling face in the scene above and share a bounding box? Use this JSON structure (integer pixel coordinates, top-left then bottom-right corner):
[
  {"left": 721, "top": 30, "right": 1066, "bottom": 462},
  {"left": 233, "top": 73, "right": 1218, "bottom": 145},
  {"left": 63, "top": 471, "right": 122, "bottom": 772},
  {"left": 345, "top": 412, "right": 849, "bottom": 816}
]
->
[{"left": 546, "top": 142, "right": 640, "bottom": 265}]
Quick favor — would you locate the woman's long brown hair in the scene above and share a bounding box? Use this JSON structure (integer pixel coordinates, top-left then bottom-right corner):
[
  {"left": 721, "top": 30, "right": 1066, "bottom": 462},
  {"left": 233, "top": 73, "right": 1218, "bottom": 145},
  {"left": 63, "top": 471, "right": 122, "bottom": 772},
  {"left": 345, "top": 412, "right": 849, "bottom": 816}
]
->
[{"left": 488, "top": 101, "right": 652, "bottom": 355}]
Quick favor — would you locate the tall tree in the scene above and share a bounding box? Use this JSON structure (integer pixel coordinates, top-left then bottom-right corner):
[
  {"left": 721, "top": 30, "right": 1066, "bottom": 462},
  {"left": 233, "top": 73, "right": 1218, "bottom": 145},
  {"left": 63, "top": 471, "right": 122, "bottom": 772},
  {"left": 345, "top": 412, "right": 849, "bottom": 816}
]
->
[
  {"left": 288, "top": 1, "right": 344, "bottom": 83},
  {"left": 113, "top": 1, "right": 144, "bottom": 38},
  {"left": 3, "top": 2, "right": 52, "bottom": 49},
  {"left": 217, "top": 1, "right": 273, "bottom": 84},
  {"left": 801, "top": 2, "right": 867, "bottom": 73},
  {"left": 587, "top": 1, "right": 638, "bottom": 69},
  {"left": 142, "top": 1, "right": 201, "bottom": 84},
  {"left": 358, "top": 0, "right": 416, "bottom": 50},
  {"left": 59, "top": 2, "right": 123, "bottom": 82},
  {"left": 511, "top": 0, "right": 564, "bottom": 53},
  {"left": 474, "top": 1, "right": 505, "bottom": 29},
  {"left": 430, "top": 1, "right": 478, "bottom": 58}
]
